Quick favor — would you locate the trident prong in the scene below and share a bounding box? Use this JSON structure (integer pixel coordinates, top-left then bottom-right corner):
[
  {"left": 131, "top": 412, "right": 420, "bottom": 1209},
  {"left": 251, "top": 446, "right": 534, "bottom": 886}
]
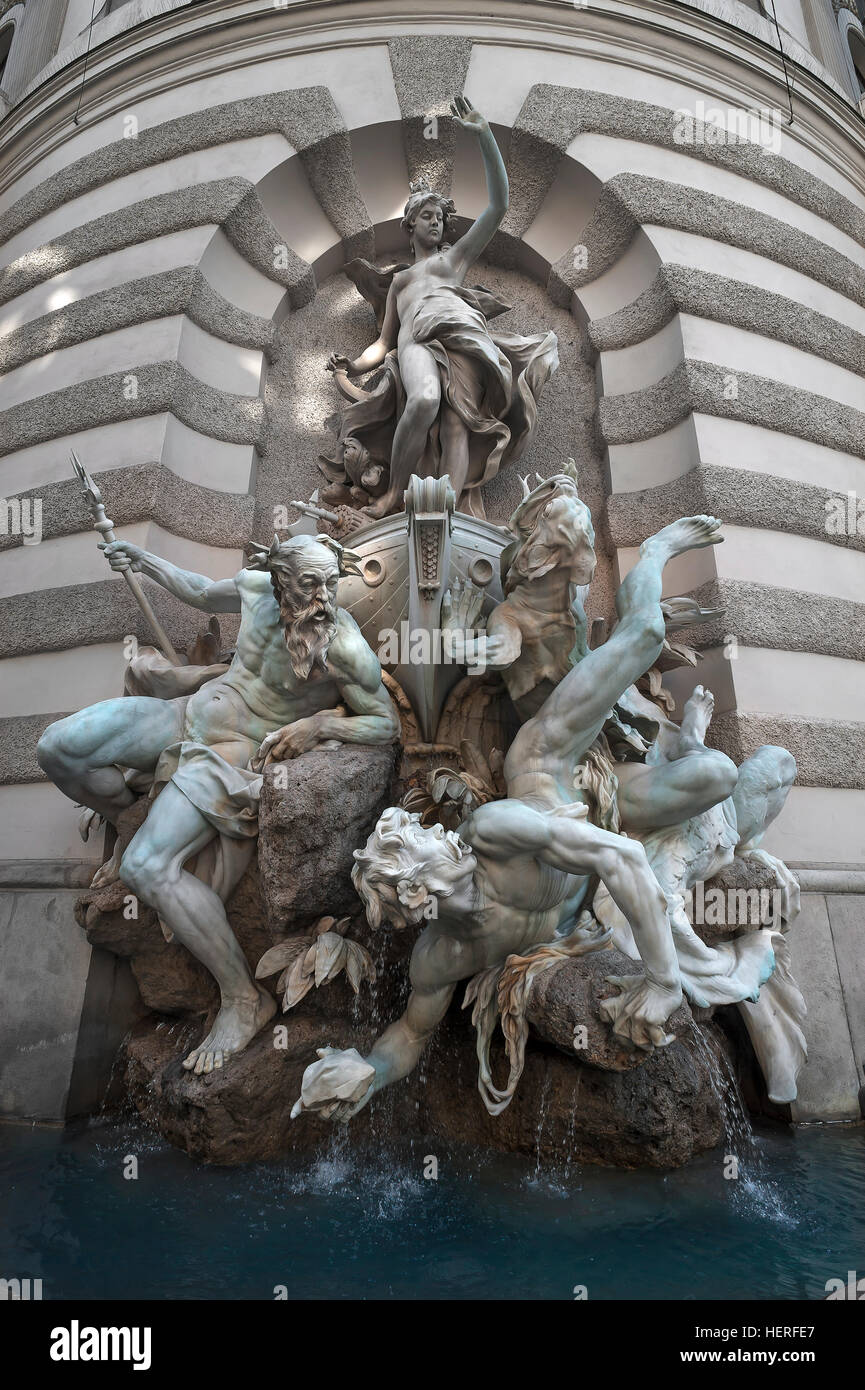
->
[
  {"left": 70, "top": 449, "right": 104, "bottom": 506},
  {"left": 69, "top": 450, "right": 180, "bottom": 664}
]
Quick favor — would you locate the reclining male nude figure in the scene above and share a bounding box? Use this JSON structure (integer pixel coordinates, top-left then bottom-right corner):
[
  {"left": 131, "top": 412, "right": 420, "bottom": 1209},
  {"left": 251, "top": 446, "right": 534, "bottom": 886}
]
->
[
  {"left": 37, "top": 534, "right": 399, "bottom": 1074},
  {"left": 293, "top": 514, "right": 738, "bottom": 1123}
]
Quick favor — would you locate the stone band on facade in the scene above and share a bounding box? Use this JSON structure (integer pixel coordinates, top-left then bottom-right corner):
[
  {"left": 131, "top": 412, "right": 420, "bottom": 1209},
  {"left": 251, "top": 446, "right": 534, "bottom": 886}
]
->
[
  {"left": 0, "top": 576, "right": 241, "bottom": 661},
  {"left": 0, "top": 363, "right": 266, "bottom": 456},
  {"left": 0, "top": 465, "right": 256, "bottom": 552},
  {"left": 589, "top": 265, "right": 865, "bottom": 377},
  {"left": 0, "top": 268, "right": 276, "bottom": 377},
  {"left": 606, "top": 466, "right": 865, "bottom": 554},
  {"left": 599, "top": 361, "right": 865, "bottom": 457}
]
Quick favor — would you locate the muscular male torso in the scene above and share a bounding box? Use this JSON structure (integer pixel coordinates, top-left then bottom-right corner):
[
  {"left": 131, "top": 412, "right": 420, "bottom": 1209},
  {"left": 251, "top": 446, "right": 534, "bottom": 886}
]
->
[{"left": 181, "top": 570, "right": 354, "bottom": 766}]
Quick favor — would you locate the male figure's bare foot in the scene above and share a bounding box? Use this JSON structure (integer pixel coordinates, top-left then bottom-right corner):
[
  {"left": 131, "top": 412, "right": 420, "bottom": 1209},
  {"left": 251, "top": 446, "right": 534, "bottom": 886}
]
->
[
  {"left": 642, "top": 514, "right": 723, "bottom": 566},
  {"left": 91, "top": 840, "right": 123, "bottom": 889},
  {"left": 654, "top": 684, "right": 716, "bottom": 764},
  {"left": 362, "top": 490, "right": 401, "bottom": 520},
  {"left": 679, "top": 684, "right": 714, "bottom": 744},
  {"left": 183, "top": 986, "right": 276, "bottom": 1075}
]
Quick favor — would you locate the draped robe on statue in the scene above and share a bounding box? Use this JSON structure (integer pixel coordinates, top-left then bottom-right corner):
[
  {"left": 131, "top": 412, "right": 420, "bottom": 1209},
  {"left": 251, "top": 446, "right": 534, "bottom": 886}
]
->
[
  {"left": 321, "top": 264, "right": 559, "bottom": 518},
  {"left": 122, "top": 649, "right": 259, "bottom": 926}
]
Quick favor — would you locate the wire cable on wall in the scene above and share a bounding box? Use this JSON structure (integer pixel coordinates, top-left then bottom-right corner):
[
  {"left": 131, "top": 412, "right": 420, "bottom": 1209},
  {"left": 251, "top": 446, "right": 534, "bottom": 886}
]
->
[
  {"left": 765, "top": 0, "right": 796, "bottom": 124},
  {"left": 73, "top": 0, "right": 99, "bottom": 126}
]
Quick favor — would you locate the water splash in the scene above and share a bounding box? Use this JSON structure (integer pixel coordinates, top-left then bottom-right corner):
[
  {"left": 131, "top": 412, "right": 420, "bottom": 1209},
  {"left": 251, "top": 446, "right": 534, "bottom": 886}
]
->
[
  {"left": 733, "top": 1158, "right": 799, "bottom": 1228},
  {"left": 683, "top": 1020, "right": 798, "bottom": 1222},
  {"left": 274, "top": 1126, "right": 427, "bottom": 1219}
]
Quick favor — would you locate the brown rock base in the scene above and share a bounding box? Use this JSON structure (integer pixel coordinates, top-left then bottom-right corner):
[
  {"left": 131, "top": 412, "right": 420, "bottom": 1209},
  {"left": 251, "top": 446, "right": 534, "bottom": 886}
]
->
[
  {"left": 79, "top": 745, "right": 738, "bottom": 1170},
  {"left": 121, "top": 953, "right": 731, "bottom": 1170}
]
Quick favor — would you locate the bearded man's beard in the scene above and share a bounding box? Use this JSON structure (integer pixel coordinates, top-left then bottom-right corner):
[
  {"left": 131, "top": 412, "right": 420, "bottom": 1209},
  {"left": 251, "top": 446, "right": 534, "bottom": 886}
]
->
[{"left": 279, "top": 596, "right": 337, "bottom": 680}]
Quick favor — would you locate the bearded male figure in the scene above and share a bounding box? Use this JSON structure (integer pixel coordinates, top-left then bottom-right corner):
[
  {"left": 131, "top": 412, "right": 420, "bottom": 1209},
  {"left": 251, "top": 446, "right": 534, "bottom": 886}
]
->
[{"left": 37, "top": 534, "right": 399, "bottom": 1074}]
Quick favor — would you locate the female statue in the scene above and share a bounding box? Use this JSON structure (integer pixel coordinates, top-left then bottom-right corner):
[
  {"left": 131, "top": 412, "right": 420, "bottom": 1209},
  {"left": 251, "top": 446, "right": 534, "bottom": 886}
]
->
[{"left": 324, "top": 97, "right": 558, "bottom": 519}]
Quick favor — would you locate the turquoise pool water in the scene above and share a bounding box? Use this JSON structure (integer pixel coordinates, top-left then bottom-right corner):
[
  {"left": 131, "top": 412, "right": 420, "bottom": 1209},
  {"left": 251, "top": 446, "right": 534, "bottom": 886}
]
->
[{"left": 1, "top": 1116, "right": 862, "bottom": 1300}]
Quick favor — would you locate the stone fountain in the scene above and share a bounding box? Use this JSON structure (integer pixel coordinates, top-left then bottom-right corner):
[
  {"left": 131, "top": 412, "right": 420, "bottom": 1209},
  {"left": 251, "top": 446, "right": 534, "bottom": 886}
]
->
[{"left": 39, "top": 102, "right": 806, "bottom": 1170}]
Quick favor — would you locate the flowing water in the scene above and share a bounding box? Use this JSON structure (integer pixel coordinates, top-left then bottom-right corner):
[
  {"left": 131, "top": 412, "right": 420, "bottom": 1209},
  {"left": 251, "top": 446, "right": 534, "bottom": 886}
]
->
[
  {"left": 687, "top": 1021, "right": 756, "bottom": 1161},
  {"left": 1, "top": 1114, "right": 862, "bottom": 1300}
]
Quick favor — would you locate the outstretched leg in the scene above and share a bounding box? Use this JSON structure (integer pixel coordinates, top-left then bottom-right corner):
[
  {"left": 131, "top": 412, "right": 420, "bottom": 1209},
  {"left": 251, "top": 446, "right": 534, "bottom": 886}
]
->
[
  {"left": 38, "top": 696, "right": 184, "bottom": 885},
  {"left": 505, "top": 515, "right": 723, "bottom": 800},
  {"left": 616, "top": 685, "right": 739, "bottom": 832},
  {"left": 119, "top": 782, "right": 275, "bottom": 1073}
]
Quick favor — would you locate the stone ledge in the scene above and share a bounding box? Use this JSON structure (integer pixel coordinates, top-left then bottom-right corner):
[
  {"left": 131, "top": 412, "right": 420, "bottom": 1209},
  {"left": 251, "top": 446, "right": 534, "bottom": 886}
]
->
[
  {"left": 706, "top": 711, "right": 865, "bottom": 789},
  {"left": 606, "top": 465, "right": 865, "bottom": 554},
  {"left": 0, "top": 577, "right": 240, "bottom": 660},
  {"left": 598, "top": 359, "right": 865, "bottom": 459},
  {"left": 0, "top": 362, "right": 265, "bottom": 457},
  {"left": 0, "top": 179, "right": 314, "bottom": 312},
  {"left": 0, "top": 88, "right": 373, "bottom": 259},
  {"left": 0, "top": 179, "right": 250, "bottom": 308},
  {"left": 0, "top": 464, "right": 256, "bottom": 553},
  {"left": 550, "top": 174, "right": 864, "bottom": 310},
  {"left": 505, "top": 84, "right": 863, "bottom": 246},
  {"left": 0, "top": 859, "right": 99, "bottom": 889},
  {"left": 0, "top": 267, "right": 276, "bottom": 377},
  {"left": 589, "top": 265, "right": 865, "bottom": 378},
  {"left": 0, "top": 712, "right": 66, "bottom": 784},
  {"left": 683, "top": 578, "right": 865, "bottom": 662},
  {"left": 794, "top": 869, "right": 865, "bottom": 892}
]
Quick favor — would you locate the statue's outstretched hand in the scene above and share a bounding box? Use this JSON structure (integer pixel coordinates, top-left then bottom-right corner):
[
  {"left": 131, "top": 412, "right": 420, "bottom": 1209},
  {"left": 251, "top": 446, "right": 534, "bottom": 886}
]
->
[
  {"left": 449, "top": 95, "right": 488, "bottom": 135},
  {"left": 598, "top": 974, "right": 683, "bottom": 1051},
  {"left": 253, "top": 709, "right": 346, "bottom": 769},
  {"left": 441, "top": 577, "right": 502, "bottom": 671},
  {"left": 99, "top": 539, "right": 145, "bottom": 572},
  {"left": 290, "top": 1046, "right": 376, "bottom": 1124},
  {"left": 441, "top": 581, "right": 523, "bottom": 672}
]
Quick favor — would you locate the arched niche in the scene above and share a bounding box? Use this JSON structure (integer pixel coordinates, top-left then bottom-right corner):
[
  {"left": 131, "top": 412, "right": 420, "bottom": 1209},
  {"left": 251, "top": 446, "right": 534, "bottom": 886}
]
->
[{"left": 181, "top": 112, "right": 681, "bottom": 630}]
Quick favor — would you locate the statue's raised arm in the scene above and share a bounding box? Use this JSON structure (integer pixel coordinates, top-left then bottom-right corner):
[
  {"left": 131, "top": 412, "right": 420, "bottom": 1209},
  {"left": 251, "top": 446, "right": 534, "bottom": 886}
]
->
[{"left": 442, "top": 96, "right": 508, "bottom": 279}]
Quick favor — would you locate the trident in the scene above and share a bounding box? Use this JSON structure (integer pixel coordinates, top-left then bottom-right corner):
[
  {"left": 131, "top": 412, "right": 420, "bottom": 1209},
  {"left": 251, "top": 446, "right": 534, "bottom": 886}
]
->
[{"left": 71, "top": 451, "right": 180, "bottom": 664}]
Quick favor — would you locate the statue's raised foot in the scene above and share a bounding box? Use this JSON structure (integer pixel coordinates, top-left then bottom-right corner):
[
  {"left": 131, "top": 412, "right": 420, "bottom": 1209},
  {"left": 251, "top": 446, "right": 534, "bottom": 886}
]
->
[
  {"left": 182, "top": 986, "right": 276, "bottom": 1075},
  {"left": 654, "top": 683, "right": 716, "bottom": 762},
  {"left": 90, "top": 840, "right": 123, "bottom": 889},
  {"left": 362, "top": 491, "right": 400, "bottom": 521},
  {"left": 642, "top": 514, "right": 723, "bottom": 564},
  {"left": 679, "top": 683, "right": 714, "bottom": 744}
]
